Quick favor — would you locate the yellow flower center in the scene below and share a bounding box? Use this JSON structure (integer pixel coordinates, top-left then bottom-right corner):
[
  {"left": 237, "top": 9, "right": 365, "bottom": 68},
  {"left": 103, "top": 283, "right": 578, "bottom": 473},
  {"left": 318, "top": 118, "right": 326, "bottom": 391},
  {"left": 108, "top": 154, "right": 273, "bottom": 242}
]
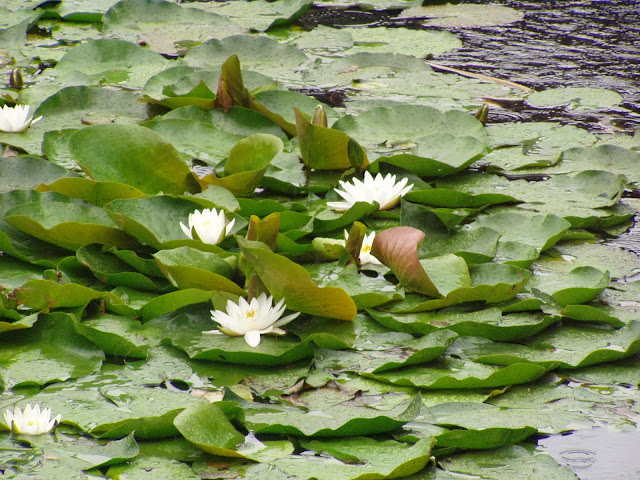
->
[
  {"left": 245, "top": 310, "right": 256, "bottom": 319},
  {"left": 362, "top": 245, "right": 372, "bottom": 253}
]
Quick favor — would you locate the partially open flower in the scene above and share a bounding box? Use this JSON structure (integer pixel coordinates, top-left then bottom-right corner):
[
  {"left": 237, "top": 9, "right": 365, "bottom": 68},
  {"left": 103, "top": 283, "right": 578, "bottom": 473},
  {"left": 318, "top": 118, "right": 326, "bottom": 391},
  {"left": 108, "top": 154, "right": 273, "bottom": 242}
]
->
[
  {"left": 204, "top": 293, "right": 300, "bottom": 347},
  {"left": 4, "top": 404, "right": 61, "bottom": 435},
  {"left": 180, "top": 208, "right": 235, "bottom": 245},
  {"left": 343, "top": 229, "right": 382, "bottom": 265},
  {"left": 0, "top": 105, "right": 42, "bottom": 133},
  {"left": 327, "top": 171, "right": 413, "bottom": 212}
]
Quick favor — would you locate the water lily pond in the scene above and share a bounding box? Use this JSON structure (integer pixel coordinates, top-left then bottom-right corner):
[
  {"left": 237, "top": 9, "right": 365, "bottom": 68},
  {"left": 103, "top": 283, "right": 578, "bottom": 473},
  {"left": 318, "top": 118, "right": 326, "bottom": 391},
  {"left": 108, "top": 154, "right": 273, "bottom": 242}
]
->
[{"left": 1, "top": 0, "right": 640, "bottom": 478}]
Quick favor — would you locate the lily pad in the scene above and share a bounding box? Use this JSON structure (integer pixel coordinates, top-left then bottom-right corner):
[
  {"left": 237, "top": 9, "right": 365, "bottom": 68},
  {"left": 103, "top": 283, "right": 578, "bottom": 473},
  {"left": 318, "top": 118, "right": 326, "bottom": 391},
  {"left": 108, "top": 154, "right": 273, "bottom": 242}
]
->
[
  {"left": 69, "top": 124, "right": 200, "bottom": 196},
  {"left": 4, "top": 194, "right": 138, "bottom": 251},
  {"left": 0, "top": 156, "right": 80, "bottom": 193},
  {"left": 0, "top": 312, "right": 104, "bottom": 388},
  {"left": 239, "top": 239, "right": 357, "bottom": 321},
  {"left": 400, "top": 4, "right": 524, "bottom": 27},
  {"left": 51, "top": 38, "right": 168, "bottom": 88},
  {"left": 526, "top": 86, "right": 623, "bottom": 111}
]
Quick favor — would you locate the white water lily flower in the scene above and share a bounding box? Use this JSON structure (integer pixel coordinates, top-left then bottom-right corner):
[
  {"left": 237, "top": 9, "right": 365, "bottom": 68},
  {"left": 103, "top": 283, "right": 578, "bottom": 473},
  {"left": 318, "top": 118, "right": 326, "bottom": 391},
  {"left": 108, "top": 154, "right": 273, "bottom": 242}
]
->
[
  {"left": 327, "top": 171, "right": 413, "bottom": 212},
  {"left": 205, "top": 293, "right": 300, "bottom": 347},
  {"left": 343, "top": 229, "right": 382, "bottom": 265},
  {"left": 0, "top": 105, "right": 42, "bottom": 133},
  {"left": 180, "top": 208, "right": 235, "bottom": 245},
  {"left": 4, "top": 404, "right": 61, "bottom": 435}
]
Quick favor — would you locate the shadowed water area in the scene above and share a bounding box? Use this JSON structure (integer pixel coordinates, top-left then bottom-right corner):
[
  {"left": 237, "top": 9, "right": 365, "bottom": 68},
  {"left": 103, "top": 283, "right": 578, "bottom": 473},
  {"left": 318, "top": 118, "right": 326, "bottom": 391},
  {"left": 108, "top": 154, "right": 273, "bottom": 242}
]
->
[{"left": 299, "top": 0, "right": 640, "bottom": 133}]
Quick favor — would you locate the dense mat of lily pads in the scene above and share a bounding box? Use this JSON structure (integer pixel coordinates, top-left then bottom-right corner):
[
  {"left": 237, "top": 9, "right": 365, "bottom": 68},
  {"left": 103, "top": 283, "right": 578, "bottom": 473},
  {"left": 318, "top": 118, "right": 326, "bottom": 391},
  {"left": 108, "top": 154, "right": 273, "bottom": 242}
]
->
[{"left": 1, "top": 0, "right": 640, "bottom": 478}]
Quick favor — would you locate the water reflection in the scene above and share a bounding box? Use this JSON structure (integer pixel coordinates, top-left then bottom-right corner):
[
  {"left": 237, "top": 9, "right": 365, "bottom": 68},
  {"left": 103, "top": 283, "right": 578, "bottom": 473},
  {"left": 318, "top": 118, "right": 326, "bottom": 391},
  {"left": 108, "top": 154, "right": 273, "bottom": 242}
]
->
[{"left": 540, "top": 427, "right": 640, "bottom": 479}]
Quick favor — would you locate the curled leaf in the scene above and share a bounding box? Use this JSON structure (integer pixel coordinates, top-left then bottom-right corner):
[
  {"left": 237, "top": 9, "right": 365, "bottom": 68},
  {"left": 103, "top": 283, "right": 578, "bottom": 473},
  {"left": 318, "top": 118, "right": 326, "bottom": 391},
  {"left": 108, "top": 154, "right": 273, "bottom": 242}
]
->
[{"left": 371, "top": 226, "right": 440, "bottom": 298}]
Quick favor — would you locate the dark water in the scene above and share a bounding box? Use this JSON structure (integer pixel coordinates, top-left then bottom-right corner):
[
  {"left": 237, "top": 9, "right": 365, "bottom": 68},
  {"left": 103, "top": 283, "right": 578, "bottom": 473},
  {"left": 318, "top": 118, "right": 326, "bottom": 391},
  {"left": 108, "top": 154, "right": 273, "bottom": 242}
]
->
[{"left": 299, "top": 0, "right": 640, "bottom": 134}]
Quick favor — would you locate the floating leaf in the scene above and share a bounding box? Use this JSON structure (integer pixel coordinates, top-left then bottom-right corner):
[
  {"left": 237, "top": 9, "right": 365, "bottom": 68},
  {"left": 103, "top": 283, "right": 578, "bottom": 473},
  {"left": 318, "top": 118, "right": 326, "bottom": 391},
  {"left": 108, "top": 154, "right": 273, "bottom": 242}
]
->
[
  {"left": 276, "top": 437, "right": 434, "bottom": 480},
  {"left": 368, "top": 309, "right": 558, "bottom": 342},
  {"left": 401, "top": 4, "right": 524, "bottom": 27},
  {"left": 295, "top": 108, "right": 368, "bottom": 171},
  {"left": 51, "top": 38, "right": 168, "bottom": 87},
  {"left": 237, "top": 393, "right": 422, "bottom": 436},
  {"left": 527, "top": 87, "right": 623, "bottom": 111},
  {"left": 0, "top": 156, "right": 80, "bottom": 193},
  {"left": 461, "top": 320, "right": 640, "bottom": 369},
  {"left": 69, "top": 124, "right": 200, "bottom": 196},
  {"left": 371, "top": 226, "right": 440, "bottom": 297},
  {"left": 365, "top": 357, "right": 547, "bottom": 389},
  {"left": 5, "top": 195, "right": 138, "bottom": 251},
  {"left": 0, "top": 312, "right": 104, "bottom": 388},
  {"left": 173, "top": 401, "right": 245, "bottom": 457},
  {"left": 203, "top": 133, "right": 284, "bottom": 197},
  {"left": 528, "top": 266, "right": 610, "bottom": 306},
  {"left": 239, "top": 239, "right": 357, "bottom": 321},
  {"left": 36, "top": 178, "right": 146, "bottom": 207},
  {"left": 153, "top": 247, "right": 244, "bottom": 295}
]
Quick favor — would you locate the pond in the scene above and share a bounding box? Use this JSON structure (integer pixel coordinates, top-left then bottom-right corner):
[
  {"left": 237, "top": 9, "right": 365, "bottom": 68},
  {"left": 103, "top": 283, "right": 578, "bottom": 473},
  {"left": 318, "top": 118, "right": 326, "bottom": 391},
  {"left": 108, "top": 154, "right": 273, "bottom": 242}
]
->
[{"left": 0, "top": 0, "right": 639, "bottom": 479}]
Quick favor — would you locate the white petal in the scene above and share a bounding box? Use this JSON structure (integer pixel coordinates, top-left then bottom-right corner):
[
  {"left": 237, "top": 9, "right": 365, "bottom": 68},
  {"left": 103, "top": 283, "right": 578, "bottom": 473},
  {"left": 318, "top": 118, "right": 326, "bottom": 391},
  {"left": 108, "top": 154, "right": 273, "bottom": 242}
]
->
[
  {"left": 272, "top": 311, "right": 300, "bottom": 328},
  {"left": 244, "top": 330, "right": 262, "bottom": 347},
  {"left": 179, "top": 221, "right": 193, "bottom": 239}
]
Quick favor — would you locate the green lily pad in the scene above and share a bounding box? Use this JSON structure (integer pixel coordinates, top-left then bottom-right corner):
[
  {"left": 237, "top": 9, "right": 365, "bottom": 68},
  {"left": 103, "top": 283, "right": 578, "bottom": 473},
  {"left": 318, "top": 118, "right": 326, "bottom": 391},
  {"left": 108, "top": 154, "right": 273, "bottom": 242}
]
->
[
  {"left": 184, "top": 35, "right": 309, "bottom": 80},
  {"left": 0, "top": 87, "right": 148, "bottom": 155},
  {"left": 51, "top": 38, "right": 168, "bottom": 87},
  {"left": 153, "top": 246, "right": 243, "bottom": 295},
  {"left": 295, "top": 108, "right": 369, "bottom": 171},
  {"left": 208, "top": 0, "right": 311, "bottom": 32},
  {"left": 0, "top": 312, "right": 104, "bottom": 388},
  {"left": 36, "top": 178, "right": 146, "bottom": 208},
  {"left": 401, "top": 4, "right": 524, "bottom": 27},
  {"left": 0, "top": 156, "right": 80, "bottom": 193},
  {"left": 104, "top": 195, "right": 243, "bottom": 251},
  {"left": 275, "top": 437, "right": 434, "bottom": 480},
  {"left": 305, "top": 262, "right": 404, "bottom": 309},
  {"left": 340, "top": 26, "right": 461, "bottom": 57},
  {"left": 69, "top": 124, "right": 200, "bottom": 196},
  {"left": 203, "top": 133, "right": 284, "bottom": 197},
  {"left": 5, "top": 194, "right": 138, "bottom": 251},
  {"left": 239, "top": 239, "right": 357, "bottom": 321},
  {"left": 75, "top": 314, "right": 148, "bottom": 359},
  {"left": 557, "top": 144, "right": 640, "bottom": 186},
  {"left": 77, "top": 244, "right": 170, "bottom": 292},
  {"left": 528, "top": 265, "right": 610, "bottom": 306},
  {"left": 28, "top": 382, "right": 197, "bottom": 439},
  {"left": 460, "top": 320, "right": 640, "bottom": 370},
  {"left": 102, "top": 0, "right": 240, "bottom": 54},
  {"left": 527, "top": 87, "right": 623, "bottom": 111},
  {"left": 173, "top": 400, "right": 245, "bottom": 457},
  {"left": 333, "top": 105, "right": 487, "bottom": 162},
  {"left": 441, "top": 445, "right": 579, "bottom": 479},
  {"left": 10, "top": 279, "right": 127, "bottom": 312},
  {"left": 0, "top": 190, "right": 71, "bottom": 267},
  {"left": 237, "top": 393, "right": 422, "bottom": 437},
  {"left": 364, "top": 357, "right": 547, "bottom": 389},
  {"left": 368, "top": 308, "right": 558, "bottom": 342},
  {"left": 141, "top": 118, "right": 242, "bottom": 165},
  {"left": 314, "top": 329, "right": 458, "bottom": 374}
]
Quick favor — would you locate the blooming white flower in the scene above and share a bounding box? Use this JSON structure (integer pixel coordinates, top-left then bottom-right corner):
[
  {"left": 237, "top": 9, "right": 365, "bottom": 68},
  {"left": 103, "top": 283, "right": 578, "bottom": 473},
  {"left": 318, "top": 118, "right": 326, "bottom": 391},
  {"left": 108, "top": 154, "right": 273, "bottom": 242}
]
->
[
  {"left": 180, "top": 208, "right": 235, "bottom": 245},
  {"left": 327, "top": 171, "right": 413, "bottom": 212},
  {"left": 343, "top": 229, "right": 382, "bottom": 265},
  {"left": 205, "top": 293, "right": 300, "bottom": 347},
  {"left": 0, "top": 105, "right": 42, "bottom": 133},
  {"left": 4, "top": 404, "right": 61, "bottom": 435}
]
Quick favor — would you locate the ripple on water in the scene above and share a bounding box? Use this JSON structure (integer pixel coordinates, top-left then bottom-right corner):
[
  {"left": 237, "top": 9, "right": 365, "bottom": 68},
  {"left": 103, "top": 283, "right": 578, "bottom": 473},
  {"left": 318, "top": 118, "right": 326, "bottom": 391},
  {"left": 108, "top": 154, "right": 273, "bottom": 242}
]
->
[{"left": 540, "top": 427, "right": 640, "bottom": 479}]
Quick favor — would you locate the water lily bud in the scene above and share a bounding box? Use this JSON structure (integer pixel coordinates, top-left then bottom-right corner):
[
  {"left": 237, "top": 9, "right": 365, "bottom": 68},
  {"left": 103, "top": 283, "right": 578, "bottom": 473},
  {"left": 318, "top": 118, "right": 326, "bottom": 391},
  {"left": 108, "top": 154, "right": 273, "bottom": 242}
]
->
[
  {"left": 312, "top": 105, "right": 328, "bottom": 127},
  {"left": 9, "top": 69, "right": 23, "bottom": 90}
]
